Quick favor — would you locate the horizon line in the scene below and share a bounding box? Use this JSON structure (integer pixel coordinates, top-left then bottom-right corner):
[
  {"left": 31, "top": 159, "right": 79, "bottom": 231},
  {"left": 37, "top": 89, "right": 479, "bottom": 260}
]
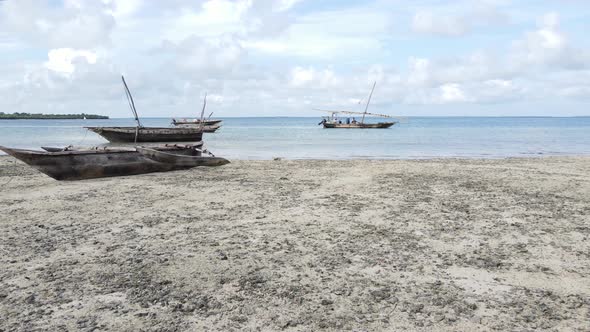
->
[{"left": 103, "top": 115, "right": 590, "bottom": 119}]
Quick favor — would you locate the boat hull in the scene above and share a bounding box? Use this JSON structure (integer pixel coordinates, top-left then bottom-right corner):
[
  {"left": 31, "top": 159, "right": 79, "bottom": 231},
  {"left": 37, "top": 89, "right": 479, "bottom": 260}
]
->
[
  {"left": 323, "top": 122, "right": 396, "bottom": 129},
  {"left": 0, "top": 145, "right": 203, "bottom": 181},
  {"left": 85, "top": 127, "right": 204, "bottom": 143},
  {"left": 172, "top": 119, "right": 223, "bottom": 126},
  {"left": 170, "top": 124, "right": 221, "bottom": 132},
  {"left": 136, "top": 147, "right": 230, "bottom": 167}
]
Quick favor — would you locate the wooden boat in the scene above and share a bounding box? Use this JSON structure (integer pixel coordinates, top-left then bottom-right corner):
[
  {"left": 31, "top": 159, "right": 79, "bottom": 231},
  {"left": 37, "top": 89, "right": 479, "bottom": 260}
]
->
[
  {"left": 85, "top": 126, "right": 204, "bottom": 142},
  {"left": 0, "top": 143, "right": 227, "bottom": 181},
  {"left": 136, "top": 147, "right": 229, "bottom": 167},
  {"left": 170, "top": 124, "right": 221, "bottom": 132},
  {"left": 85, "top": 76, "right": 208, "bottom": 143},
  {"left": 172, "top": 118, "right": 222, "bottom": 126},
  {"left": 40, "top": 142, "right": 201, "bottom": 152},
  {"left": 316, "top": 81, "right": 399, "bottom": 129},
  {"left": 171, "top": 98, "right": 222, "bottom": 131},
  {"left": 322, "top": 121, "right": 394, "bottom": 129},
  {"left": 199, "top": 124, "right": 221, "bottom": 133}
]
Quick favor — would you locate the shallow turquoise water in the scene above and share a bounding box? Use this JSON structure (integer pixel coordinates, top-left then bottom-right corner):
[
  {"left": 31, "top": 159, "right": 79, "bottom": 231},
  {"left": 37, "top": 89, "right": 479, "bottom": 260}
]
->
[{"left": 1, "top": 117, "right": 589, "bottom": 159}]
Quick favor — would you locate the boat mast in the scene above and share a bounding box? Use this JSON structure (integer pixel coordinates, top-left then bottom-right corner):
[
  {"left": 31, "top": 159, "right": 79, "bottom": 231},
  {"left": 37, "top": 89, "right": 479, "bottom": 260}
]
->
[
  {"left": 199, "top": 93, "right": 207, "bottom": 132},
  {"left": 121, "top": 75, "right": 142, "bottom": 128},
  {"left": 361, "top": 81, "right": 376, "bottom": 124}
]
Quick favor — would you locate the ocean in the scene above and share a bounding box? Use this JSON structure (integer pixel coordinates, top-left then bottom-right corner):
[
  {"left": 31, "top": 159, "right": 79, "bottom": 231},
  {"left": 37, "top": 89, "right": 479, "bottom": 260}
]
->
[{"left": 0, "top": 117, "right": 589, "bottom": 159}]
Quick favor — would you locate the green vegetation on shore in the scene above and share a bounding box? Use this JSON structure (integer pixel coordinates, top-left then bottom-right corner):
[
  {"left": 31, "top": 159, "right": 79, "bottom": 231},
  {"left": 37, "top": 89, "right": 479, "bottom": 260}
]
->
[{"left": 0, "top": 112, "right": 109, "bottom": 120}]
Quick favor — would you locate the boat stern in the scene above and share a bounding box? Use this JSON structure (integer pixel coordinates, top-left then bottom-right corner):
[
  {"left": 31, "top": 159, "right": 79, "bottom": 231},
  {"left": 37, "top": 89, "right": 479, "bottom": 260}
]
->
[
  {"left": 0, "top": 145, "right": 12, "bottom": 156},
  {"left": 214, "top": 157, "right": 231, "bottom": 166}
]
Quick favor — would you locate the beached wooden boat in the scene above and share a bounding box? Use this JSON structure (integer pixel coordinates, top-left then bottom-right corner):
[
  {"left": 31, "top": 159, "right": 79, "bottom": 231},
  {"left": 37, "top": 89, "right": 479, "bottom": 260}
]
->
[
  {"left": 316, "top": 82, "right": 400, "bottom": 129},
  {"left": 136, "top": 147, "right": 229, "bottom": 167},
  {"left": 0, "top": 143, "right": 226, "bottom": 181},
  {"left": 85, "top": 126, "right": 205, "bottom": 143}
]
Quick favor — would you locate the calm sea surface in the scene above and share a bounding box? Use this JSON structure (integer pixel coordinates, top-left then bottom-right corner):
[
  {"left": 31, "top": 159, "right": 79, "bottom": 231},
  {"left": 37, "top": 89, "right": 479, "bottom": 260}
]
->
[{"left": 0, "top": 117, "right": 589, "bottom": 159}]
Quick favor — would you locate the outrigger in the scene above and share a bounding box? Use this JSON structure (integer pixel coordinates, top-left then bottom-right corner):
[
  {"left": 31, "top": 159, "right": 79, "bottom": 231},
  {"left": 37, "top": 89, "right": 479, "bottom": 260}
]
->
[{"left": 316, "top": 82, "right": 397, "bottom": 129}]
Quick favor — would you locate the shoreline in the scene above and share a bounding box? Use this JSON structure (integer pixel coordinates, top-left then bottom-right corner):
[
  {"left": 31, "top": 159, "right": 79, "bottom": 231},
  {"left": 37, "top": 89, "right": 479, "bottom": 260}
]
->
[
  {"left": 2, "top": 153, "right": 590, "bottom": 160},
  {"left": 1, "top": 157, "right": 589, "bottom": 330}
]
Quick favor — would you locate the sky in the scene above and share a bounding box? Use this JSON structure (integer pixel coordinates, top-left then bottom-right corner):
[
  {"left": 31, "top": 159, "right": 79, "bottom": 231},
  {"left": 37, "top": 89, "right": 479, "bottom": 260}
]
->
[{"left": 0, "top": 0, "right": 589, "bottom": 117}]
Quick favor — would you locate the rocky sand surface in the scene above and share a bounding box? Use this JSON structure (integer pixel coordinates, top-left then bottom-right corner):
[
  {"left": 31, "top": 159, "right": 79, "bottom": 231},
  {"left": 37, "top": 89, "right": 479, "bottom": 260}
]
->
[{"left": 0, "top": 156, "right": 589, "bottom": 331}]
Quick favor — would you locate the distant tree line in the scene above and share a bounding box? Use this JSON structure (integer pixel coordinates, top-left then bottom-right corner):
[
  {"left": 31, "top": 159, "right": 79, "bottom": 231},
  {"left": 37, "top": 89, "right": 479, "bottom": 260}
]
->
[{"left": 0, "top": 112, "right": 109, "bottom": 119}]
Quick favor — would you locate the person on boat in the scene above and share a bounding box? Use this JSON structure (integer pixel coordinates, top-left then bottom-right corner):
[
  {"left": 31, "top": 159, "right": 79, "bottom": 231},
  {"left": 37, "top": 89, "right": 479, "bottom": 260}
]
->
[
  {"left": 346, "top": 118, "right": 350, "bottom": 124},
  {"left": 352, "top": 117, "right": 357, "bottom": 124},
  {"left": 318, "top": 118, "right": 327, "bottom": 125}
]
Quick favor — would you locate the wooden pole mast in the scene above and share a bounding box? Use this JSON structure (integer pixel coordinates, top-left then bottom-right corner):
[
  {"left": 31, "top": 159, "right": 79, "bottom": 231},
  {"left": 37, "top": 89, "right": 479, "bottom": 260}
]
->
[
  {"left": 361, "top": 81, "right": 376, "bottom": 124},
  {"left": 121, "top": 75, "right": 142, "bottom": 128},
  {"left": 199, "top": 93, "right": 207, "bottom": 132}
]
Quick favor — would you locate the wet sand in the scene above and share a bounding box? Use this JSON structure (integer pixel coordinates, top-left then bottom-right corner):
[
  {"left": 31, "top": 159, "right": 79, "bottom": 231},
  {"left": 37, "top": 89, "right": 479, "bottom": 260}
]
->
[{"left": 0, "top": 156, "right": 589, "bottom": 331}]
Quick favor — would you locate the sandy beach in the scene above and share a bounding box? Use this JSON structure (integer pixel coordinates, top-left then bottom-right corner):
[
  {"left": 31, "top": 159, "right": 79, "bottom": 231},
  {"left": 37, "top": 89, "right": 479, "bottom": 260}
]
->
[{"left": 0, "top": 156, "right": 589, "bottom": 331}]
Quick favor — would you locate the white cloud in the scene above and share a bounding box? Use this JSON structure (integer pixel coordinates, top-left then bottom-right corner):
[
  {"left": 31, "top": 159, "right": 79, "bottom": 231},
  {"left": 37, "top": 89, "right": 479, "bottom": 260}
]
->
[
  {"left": 440, "top": 83, "right": 469, "bottom": 103},
  {"left": 367, "top": 65, "right": 387, "bottom": 86},
  {"left": 164, "top": 0, "right": 252, "bottom": 42},
  {"left": 1, "top": 0, "right": 115, "bottom": 48},
  {"left": 403, "top": 83, "right": 471, "bottom": 105},
  {"left": 44, "top": 48, "right": 98, "bottom": 74},
  {"left": 407, "top": 58, "right": 433, "bottom": 86},
  {"left": 275, "top": 0, "right": 304, "bottom": 12},
  {"left": 244, "top": 6, "right": 390, "bottom": 58},
  {"left": 0, "top": 2, "right": 589, "bottom": 116},
  {"left": 557, "top": 86, "right": 590, "bottom": 99},
  {"left": 158, "top": 0, "right": 298, "bottom": 44},
  {"left": 289, "top": 67, "right": 338, "bottom": 88},
  {"left": 411, "top": 2, "right": 510, "bottom": 37},
  {"left": 0, "top": 39, "right": 21, "bottom": 51},
  {"left": 412, "top": 11, "right": 467, "bottom": 36},
  {"left": 510, "top": 12, "right": 589, "bottom": 70},
  {"left": 105, "top": 0, "right": 143, "bottom": 19},
  {"left": 159, "top": 35, "right": 245, "bottom": 78},
  {"left": 290, "top": 67, "right": 314, "bottom": 86},
  {"left": 478, "top": 79, "right": 523, "bottom": 102}
]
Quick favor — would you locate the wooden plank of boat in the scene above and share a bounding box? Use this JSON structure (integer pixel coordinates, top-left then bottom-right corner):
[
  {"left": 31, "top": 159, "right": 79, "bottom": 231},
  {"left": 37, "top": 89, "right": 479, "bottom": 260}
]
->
[
  {"left": 41, "top": 142, "right": 204, "bottom": 153},
  {"left": 85, "top": 126, "right": 204, "bottom": 143},
  {"left": 323, "top": 122, "right": 396, "bottom": 129},
  {"left": 40, "top": 146, "right": 137, "bottom": 153},
  {"left": 136, "top": 147, "right": 230, "bottom": 167},
  {"left": 172, "top": 124, "right": 221, "bottom": 132},
  {"left": 0, "top": 145, "right": 204, "bottom": 181},
  {"left": 172, "top": 119, "right": 223, "bottom": 126},
  {"left": 41, "top": 146, "right": 68, "bottom": 152},
  {"left": 203, "top": 125, "right": 221, "bottom": 133}
]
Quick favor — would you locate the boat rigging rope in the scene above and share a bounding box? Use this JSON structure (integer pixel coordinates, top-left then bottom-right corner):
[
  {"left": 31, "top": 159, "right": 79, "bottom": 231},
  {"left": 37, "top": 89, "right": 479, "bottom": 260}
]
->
[{"left": 76, "top": 125, "right": 89, "bottom": 146}]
